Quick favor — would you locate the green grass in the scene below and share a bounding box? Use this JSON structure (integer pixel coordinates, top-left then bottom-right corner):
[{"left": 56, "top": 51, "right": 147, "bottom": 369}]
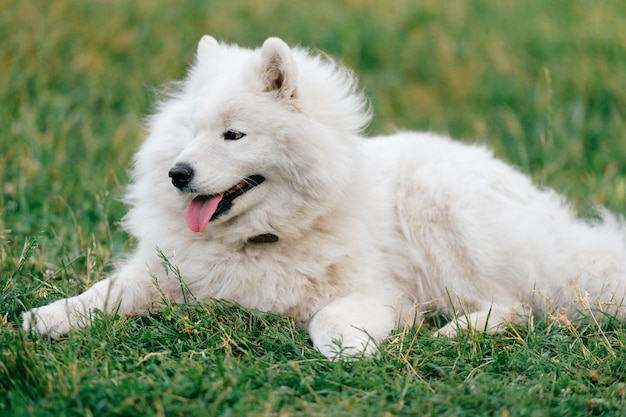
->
[{"left": 1, "top": 0, "right": 626, "bottom": 415}]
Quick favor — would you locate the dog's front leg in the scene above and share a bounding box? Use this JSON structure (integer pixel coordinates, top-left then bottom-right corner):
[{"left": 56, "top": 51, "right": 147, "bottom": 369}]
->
[
  {"left": 22, "top": 253, "right": 161, "bottom": 338},
  {"left": 307, "top": 293, "right": 396, "bottom": 360}
]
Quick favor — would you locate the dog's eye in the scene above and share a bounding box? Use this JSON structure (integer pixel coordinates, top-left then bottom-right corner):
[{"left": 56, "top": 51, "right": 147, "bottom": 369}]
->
[{"left": 223, "top": 130, "right": 246, "bottom": 141}]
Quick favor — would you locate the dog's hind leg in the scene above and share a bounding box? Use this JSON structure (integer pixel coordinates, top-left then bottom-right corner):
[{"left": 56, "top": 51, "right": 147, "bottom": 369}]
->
[{"left": 433, "top": 302, "right": 526, "bottom": 337}]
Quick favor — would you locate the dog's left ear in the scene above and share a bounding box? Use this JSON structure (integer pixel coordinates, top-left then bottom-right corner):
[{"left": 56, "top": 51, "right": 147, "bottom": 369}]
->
[{"left": 259, "top": 37, "right": 297, "bottom": 98}]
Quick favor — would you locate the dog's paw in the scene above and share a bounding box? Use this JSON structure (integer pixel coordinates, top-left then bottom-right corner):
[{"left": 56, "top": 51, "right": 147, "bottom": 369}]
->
[
  {"left": 313, "top": 331, "right": 379, "bottom": 361},
  {"left": 308, "top": 294, "right": 395, "bottom": 360},
  {"left": 433, "top": 321, "right": 461, "bottom": 337},
  {"left": 22, "top": 301, "right": 82, "bottom": 339},
  {"left": 434, "top": 308, "right": 510, "bottom": 337}
]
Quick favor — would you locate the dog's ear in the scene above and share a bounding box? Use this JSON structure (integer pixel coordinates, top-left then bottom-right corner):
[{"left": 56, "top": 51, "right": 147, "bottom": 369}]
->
[
  {"left": 197, "top": 35, "right": 219, "bottom": 61},
  {"left": 259, "top": 37, "right": 297, "bottom": 98}
]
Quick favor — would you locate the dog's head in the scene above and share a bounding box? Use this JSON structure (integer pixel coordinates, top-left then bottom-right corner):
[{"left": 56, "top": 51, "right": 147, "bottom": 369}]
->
[{"left": 129, "top": 36, "right": 371, "bottom": 243}]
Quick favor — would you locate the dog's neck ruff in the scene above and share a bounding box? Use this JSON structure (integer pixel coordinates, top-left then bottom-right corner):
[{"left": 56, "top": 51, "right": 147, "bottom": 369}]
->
[{"left": 247, "top": 233, "right": 279, "bottom": 244}]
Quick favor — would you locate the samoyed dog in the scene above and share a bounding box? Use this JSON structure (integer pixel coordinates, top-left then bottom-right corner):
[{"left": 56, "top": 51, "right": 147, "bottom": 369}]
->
[{"left": 23, "top": 36, "right": 626, "bottom": 359}]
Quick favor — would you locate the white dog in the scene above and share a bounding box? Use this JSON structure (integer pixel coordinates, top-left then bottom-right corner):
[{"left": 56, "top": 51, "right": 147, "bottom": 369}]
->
[{"left": 22, "top": 36, "right": 626, "bottom": 359}]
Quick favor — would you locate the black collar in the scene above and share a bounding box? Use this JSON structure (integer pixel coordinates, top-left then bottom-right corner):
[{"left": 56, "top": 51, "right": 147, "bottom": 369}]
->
[{"left": 247, "top": 233, "right": 279, "bottom": 244}]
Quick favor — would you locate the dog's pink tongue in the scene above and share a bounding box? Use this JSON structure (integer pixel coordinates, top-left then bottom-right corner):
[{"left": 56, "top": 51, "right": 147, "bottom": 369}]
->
[{"left": 186, "top": 194, "right": 223, "bottom": 233}]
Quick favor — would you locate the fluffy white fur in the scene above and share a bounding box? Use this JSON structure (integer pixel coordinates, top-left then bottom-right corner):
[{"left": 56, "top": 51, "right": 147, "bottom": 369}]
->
[{"left": 22, "top": 36, "right": 626, "bottom": 359}]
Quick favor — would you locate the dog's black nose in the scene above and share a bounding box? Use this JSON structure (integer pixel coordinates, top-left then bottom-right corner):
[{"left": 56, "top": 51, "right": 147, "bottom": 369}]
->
[{"left": 168, "top": 163, "right": 194, "bottom": 190}]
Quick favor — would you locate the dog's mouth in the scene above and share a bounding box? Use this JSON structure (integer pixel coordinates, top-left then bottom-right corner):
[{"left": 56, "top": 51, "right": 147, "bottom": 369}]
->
[{"left": 185, "top": 175, "right": 265, "bottom": 233}]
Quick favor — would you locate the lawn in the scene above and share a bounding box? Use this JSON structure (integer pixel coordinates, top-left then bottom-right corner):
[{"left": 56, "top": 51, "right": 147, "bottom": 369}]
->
[{"left": 1, "top": 0, "right": 626, "bottom": 415}]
